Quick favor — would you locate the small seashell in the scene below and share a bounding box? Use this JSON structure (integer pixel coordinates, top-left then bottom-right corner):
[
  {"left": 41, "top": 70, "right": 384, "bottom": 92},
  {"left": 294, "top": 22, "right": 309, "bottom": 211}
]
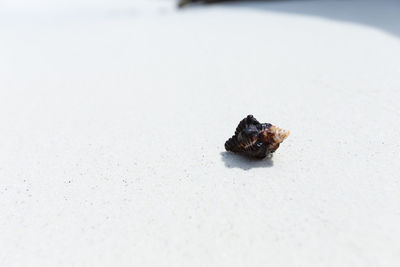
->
[{"left": 225, "top": 115, "right": 289, "bottom": 159}]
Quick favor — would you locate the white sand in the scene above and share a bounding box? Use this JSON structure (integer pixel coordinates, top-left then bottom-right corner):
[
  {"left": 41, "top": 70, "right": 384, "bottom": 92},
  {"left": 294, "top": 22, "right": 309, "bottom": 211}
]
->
[{"left": 1, "top": 0, "right": 400, "bottom": 266}]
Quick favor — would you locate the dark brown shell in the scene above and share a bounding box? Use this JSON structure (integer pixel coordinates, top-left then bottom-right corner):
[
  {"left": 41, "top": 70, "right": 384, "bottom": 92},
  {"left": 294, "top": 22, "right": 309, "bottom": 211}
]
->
[{"left": 225, "top": 115, "right": 289, "bottom": 159}]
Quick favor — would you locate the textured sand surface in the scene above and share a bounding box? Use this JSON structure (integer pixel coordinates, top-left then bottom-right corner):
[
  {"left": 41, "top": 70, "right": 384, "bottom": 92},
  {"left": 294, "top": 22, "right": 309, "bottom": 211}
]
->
[{"left": 1, "top": 0, "right": 400, "bottom": 266}]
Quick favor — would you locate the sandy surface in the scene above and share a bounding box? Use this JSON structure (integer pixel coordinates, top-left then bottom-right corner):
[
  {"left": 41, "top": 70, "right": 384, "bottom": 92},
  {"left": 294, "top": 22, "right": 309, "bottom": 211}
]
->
[{"left": 1, "top": 0, "right": 400, "bottom": 266}]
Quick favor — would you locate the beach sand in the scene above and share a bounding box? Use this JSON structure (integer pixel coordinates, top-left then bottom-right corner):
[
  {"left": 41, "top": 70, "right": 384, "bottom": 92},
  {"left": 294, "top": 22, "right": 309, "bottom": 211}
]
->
[{"left": 1, "top": 0, "right": 400, "bottom": 266}]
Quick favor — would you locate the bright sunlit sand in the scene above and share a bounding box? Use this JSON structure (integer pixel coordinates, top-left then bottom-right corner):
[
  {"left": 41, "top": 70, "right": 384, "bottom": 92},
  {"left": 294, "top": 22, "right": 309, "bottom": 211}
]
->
[{"left": 1, "top": 0, "right": 400, "bottom": 266}]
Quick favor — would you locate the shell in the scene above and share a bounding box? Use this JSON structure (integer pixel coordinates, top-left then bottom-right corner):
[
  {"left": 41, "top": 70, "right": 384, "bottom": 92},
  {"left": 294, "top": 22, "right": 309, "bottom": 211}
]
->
[{"left": 225, "top": 115, "right": 289, "bottom": 158}]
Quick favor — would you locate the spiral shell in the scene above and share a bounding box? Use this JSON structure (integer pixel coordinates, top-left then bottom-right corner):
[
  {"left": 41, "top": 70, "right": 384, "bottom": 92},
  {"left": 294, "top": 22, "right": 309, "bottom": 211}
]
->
[{"left": 225, "top": 115, "right": 289, "bottom": 159}]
